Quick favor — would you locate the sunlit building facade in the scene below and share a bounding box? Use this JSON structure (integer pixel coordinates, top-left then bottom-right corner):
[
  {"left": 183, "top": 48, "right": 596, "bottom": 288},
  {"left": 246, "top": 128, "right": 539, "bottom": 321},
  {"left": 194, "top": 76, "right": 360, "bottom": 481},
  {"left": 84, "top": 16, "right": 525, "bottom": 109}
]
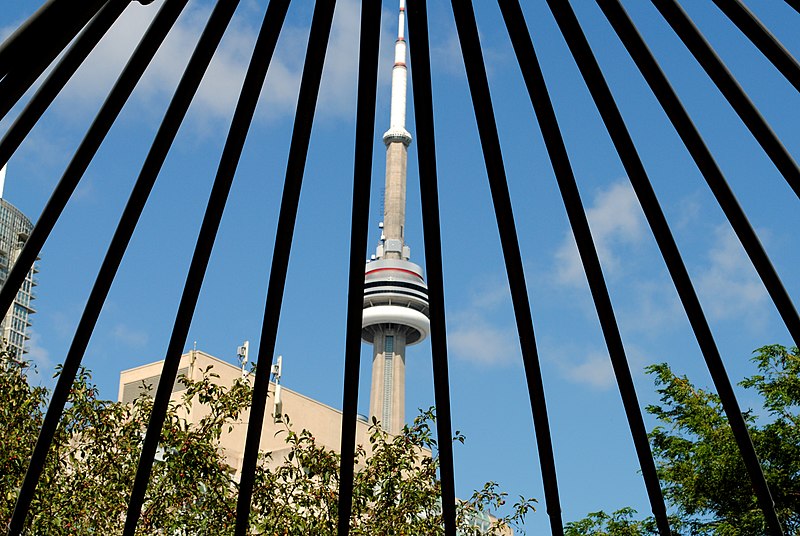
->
[{"left": 0, "top": 191, "right": 37, "bottom": 357}]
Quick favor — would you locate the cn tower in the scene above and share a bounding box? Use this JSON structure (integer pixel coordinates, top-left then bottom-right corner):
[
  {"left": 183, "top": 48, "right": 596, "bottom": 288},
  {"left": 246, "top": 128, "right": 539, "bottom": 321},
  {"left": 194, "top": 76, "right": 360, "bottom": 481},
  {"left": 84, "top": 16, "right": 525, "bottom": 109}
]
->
[{"left": 361, "top": 0, "right": 430, "bottom": 436}]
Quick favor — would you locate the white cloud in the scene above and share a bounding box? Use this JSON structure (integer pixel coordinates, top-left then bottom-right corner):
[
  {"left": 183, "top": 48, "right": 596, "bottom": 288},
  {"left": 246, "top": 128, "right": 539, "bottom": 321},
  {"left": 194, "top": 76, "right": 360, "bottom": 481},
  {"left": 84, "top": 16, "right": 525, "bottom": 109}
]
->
[
  {"left": 696, "top": 224, "right": 768, "bottom": 322},
  {"left": 56, "top": 3, "right": 252, "bottom": 120},
  {"left": 431, "top": 31, "right": 465, "bottom": 78},
  {"left": 558, "top": 350, "right": 615, "bottom": 390},
  {"left": 45, "top": 0, "right": 383, "bottom": 127},
  {"left": 554, "top": 180, "right": 645, "bottom": 286},
  {"left": 25, "top": 328, "right": 54, "bottom": 376},
  {"left": 1, "top": 0, "right": 462, "bottom": 168},
  {"left": 449, "top": 314, "right": 518, "bottom": 365},
  {"left": 447, "top": 279, "right": 519, "bottom": 366},
  {"left": 112, "top": 323, "right": 149, "bottom": 347},
  {"left": 672, "top": 191, "right": 703, "bottom": 232},
  {"left": 549, "top": 341, "right": 653, "bottom": 391},
  {"left": 619, "top": 278, "right": 683, "bottom": 335},
  {"left": 468, "top": 278, "right": 511, "bottom": 309}
]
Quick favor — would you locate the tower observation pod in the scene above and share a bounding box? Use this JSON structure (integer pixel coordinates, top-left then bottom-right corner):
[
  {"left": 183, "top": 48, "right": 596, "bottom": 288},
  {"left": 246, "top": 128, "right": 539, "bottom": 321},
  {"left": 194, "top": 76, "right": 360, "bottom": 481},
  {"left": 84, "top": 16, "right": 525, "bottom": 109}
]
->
[{"left": 361, "top": 0, "right": 430, "bottom": 436}]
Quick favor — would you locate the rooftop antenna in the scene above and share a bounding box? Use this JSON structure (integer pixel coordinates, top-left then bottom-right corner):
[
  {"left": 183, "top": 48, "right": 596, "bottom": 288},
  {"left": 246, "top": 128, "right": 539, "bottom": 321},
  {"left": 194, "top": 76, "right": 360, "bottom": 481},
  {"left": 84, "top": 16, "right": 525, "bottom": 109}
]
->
[
  {"left": 237, "top": 340, "right": 250, "bottom": 379},
  {"left": 190, "top": 340, "right": 198, "bottom": 368},
  {"left": 271, "top": 355, "right": 283, "bottom": 423}
]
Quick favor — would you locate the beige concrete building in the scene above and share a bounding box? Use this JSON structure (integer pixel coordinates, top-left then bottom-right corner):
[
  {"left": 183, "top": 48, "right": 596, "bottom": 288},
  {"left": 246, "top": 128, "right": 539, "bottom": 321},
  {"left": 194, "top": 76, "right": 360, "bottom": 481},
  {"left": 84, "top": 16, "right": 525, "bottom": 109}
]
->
[
  {"left": 118, "top": 349, "right": 373, "bottom": 473},
  {"left": 117, "top": 349, "right": 510, "bottom": 535}
]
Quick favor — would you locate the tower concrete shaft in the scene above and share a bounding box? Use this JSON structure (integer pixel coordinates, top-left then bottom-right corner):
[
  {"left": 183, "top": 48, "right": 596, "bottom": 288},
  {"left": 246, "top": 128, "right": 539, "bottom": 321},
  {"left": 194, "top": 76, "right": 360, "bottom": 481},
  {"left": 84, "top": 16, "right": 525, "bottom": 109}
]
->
[
  {"left": 368, "top": 330, "right": 406, "bottom": 435},
  {"left": 361, "top": 0, "right": 429, "bottom": 437},
  {"left": 382, "top": 142, "right": 408, "bottom": 260}
]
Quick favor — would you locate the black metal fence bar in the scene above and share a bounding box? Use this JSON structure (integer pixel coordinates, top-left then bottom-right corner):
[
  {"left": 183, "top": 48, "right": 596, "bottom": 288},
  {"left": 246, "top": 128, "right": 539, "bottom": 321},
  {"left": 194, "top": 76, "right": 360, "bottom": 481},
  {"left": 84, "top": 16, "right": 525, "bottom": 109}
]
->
[
  {"left": 336, "top": 1, "right": 381, "bottom": 534},
  {"left": 405, "top": 2, "right": 457, "bottom": 534},
  {"left": 0, "top": 0, "right": 190, "bottom": 339},
  {"left": 711, "top": 0, "right": 800, "bottom": 93},
  {"left": 598, "top": 0, "right": 800, "bottom": 355},
  {"left": 119, "top": 0, "right": 249, "bottom": 532},
  {"left": 651, "top": 0, "right": 800, "bottom": 201},
  {"left": 499, "top": 1, "right": 672, "bottom": 534},
  {"left": 0, "top": 0, "right": 130, "bottom": 170},
  {"left": 597, "top": 0, "right": 784, "bottom": 532},
  {"left": 1, "top": 0, "right": 797, "bottom": 533},
  {"left": 0, "top": 0, "right": 59, "bottom": 75},
  {"left": 0, "top": 0, "right": 110, "bottom": 120},
  {"left": 6, "top": 0, "right": 242, "bottom": 532},
  {"left": 448, "top": 2, "right": 565, "bottom": 534},
  {"left": 122, "top": 0, "right": 289, "bottom": 532},
  {"left": 0, "top": 0, "right": 106, "bottom": 76},
  {"left": 234, "top": 1, "right": 336, "bottom": 533}
]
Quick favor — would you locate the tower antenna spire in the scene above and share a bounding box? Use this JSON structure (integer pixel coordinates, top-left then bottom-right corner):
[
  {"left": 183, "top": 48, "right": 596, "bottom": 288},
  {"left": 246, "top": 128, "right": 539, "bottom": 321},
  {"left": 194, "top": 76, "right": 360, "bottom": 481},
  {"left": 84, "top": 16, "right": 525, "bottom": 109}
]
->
[{"left": 385, "top": 0, "right": 411, "bottom": 141}]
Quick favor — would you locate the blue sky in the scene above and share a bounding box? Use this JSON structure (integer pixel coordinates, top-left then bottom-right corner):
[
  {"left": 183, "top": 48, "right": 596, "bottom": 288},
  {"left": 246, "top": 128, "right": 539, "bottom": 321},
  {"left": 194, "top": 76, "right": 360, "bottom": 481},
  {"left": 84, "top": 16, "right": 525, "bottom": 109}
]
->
[{"left": 2, "top": 0, "right": 800, "bottom": 531}]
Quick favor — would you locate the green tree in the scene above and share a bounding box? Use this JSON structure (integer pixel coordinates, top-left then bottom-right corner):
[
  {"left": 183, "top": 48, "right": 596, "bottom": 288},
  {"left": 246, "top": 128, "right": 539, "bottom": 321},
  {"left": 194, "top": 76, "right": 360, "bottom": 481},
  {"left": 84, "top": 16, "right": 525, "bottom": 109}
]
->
[
  {"left": 566, "top": 344, "right": 800, "bottom": 535},
  {"left": 564, "top": 507, "right": 660, "bottom": 536},
  {"left": 0, "top": 351, "right": 535, "bottom": 534}
]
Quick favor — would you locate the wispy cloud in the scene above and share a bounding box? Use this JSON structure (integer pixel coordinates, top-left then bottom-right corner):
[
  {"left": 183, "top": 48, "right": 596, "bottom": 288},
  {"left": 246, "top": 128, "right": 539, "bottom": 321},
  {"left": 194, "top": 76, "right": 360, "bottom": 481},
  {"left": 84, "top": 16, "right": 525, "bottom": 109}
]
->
[
  {"left": 112, "top": 323, "right": 149, "bottom": 347},
  {"left": 448, "top": 278, "right": 519, "bottom": 366},
  {"left": 56, "top": 2, "right": 266, "bottom": 121},
  {"left": 25, "top": 328, "right": 55, "bottom": 378},
  {"left": 41, "top": 0, "right": 390, "bottom": 127},
  {"left": 549, "top": 341, "right": 653, "bottom": 391},
  {"left": 554, "top": 180, "right": 645, "bottom": 286},
  {"left": 696, "top": 224, "right": 768, "bottom": 323},
  {"left": 618, "top": 278, "right": 683, "bottom": 335},
  {"left": 449, "top": 315, "right": 518, "bottom": 366},
  {"left": 431, "top": 31, "right": 465, "bottom": 78},
  {"left": 558, "top": 349, "right": 615, "bottom": 390}
]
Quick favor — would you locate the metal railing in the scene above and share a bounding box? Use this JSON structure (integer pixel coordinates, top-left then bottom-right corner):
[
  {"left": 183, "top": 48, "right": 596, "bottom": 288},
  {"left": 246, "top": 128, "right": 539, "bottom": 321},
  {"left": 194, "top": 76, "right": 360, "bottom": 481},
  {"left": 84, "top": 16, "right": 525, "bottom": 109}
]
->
[{"left": 2, "top": 0, "right": 798, "bottom": 535}]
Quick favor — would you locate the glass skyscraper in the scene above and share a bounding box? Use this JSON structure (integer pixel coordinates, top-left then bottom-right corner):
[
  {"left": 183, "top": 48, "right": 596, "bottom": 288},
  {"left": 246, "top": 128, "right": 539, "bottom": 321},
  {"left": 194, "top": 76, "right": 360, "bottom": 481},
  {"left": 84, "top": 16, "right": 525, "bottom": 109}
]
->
[{"left": 0, "top": 197, "right": 37, "bottom": 357}]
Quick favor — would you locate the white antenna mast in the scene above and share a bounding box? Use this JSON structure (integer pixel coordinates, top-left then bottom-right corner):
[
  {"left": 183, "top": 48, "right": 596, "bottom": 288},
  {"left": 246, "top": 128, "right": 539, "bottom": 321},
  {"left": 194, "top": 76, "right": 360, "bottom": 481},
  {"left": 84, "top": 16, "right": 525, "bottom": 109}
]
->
[
  {"left": 271, "top": 355, "right": 283, "bottom": 423},
  {"left": 237, "top": 340, "right": 250, "bottom": 379}
]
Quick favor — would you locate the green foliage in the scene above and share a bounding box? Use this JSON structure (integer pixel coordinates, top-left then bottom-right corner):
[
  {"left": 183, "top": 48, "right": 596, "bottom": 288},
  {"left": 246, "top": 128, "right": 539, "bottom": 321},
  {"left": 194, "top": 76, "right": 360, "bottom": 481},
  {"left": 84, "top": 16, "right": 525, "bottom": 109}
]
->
[
  {"left": 1, "top": 354, "right": 47, "bottom": 527},
  {"left": 0, "top": 352, "right": 533, "bottom": 534},
  {"left": 250, "top": 407, "right": 536, "bottom": 536},
  {"left": 0, "top": 355, "right": 246, "bottom": 535},
  {"left": 564, "top": 507, "right": 660, "bottom": 536},
  {"left": 566, "top": 344, "right": 800, "bottom": 535}
]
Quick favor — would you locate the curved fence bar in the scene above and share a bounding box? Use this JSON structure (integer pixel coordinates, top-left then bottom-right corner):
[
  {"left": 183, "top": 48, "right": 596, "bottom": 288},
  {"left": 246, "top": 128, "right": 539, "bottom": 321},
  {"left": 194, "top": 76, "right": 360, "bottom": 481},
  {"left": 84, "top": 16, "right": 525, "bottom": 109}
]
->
[
  {"left": 0, "top": 0, "right": 106, "bottom": 76},
  {"left": 499, "top": 1, "right": 672, "bottom": 534},
  {"left": 449, "top": 1, "right": 565, "bottom": 534},
  {"left": 0, "top": 0, "right": 110, "bottom": 120},
  {"left": 593, "top": 0, "right": 800, "bottom": 355},
  {"left": 0, "top": 0, "right": 190, "bottom": 342},
  {"left": 233, "top": 1, "right": 336, "bottom": 533},
  {"left": 1, "top": 1, "right": 798, "bottom": 534},
  {"left": 597, "top": 0, "right": 785, "bottom": 532},
  {"left": 0, "top": 0, "right": 131, "bottom": 169},
  {"left": 0, "top": 0, "right": 59, "bottom": 74},
  {"left": 119, "top": 0, "right": 249, "bottom": 532},
  {"left": 711, "top": 0, "right": 800, "bottom": 94},
  {"left": 5, "top": 0, "right": 240, "bottom": 533},
  {"left": 784, "top": 0, "right": 800, "bottom": 16},
  {"left": 406, "top": 2, "right": 458, "bottom": 534},
  {"left": 651, "top": 0, "right": 800, "bottom": 201},
  {"left": 337, "top": 2, "right": 381, "bottom": 535}
]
